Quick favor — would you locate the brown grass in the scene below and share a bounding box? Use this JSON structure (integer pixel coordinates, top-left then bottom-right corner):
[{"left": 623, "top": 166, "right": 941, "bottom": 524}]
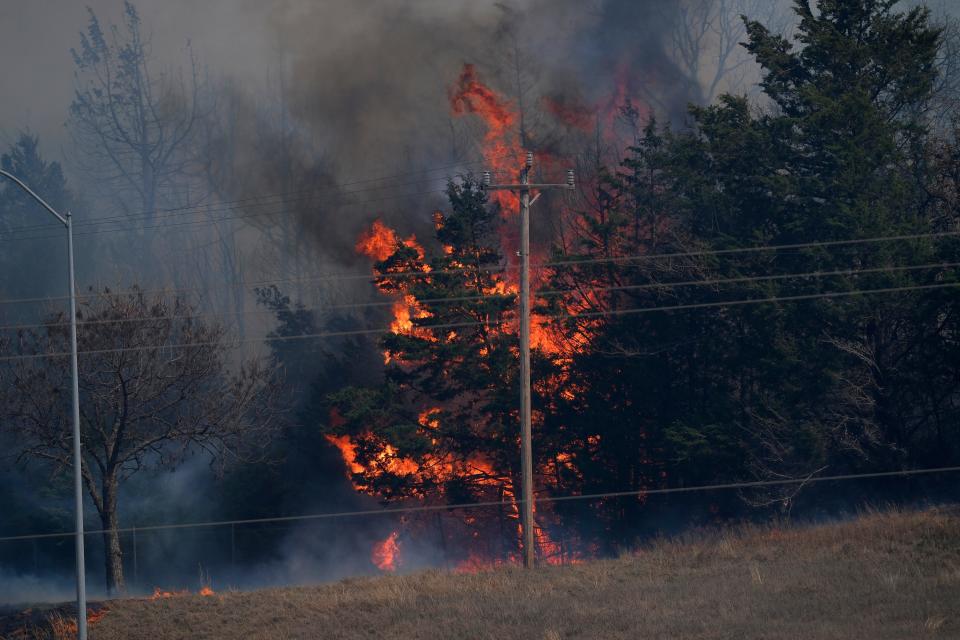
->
[{"left": 12, "top": 507, "right": 960, "bottom": 639}]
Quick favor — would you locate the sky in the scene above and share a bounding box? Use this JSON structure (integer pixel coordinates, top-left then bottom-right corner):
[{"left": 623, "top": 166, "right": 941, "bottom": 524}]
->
[
  {"left": 3, "top": 0, "right": 958, "bottom": 162},
  {"left": 0, "top": 0, "right": 545, "bottom": 179},
  {"left": 0, "top": 0, "right": 278, "bottom": 156}
]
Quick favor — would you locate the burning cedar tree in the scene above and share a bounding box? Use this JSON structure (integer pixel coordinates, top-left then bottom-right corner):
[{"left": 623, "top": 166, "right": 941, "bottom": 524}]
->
[{"left": 328, "top": 178, "right": 567, "bottom": 567}]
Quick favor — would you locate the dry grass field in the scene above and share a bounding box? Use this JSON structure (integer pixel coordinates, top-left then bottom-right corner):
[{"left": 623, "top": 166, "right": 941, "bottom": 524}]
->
[{"left": 6, "top": 507, "right": 960, "bottom": 639}]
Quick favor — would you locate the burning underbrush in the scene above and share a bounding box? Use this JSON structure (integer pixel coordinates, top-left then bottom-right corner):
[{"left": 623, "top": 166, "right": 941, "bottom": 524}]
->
[
  {"left": 148, "top": 586, "right": 215, "bottom": 599},
  {"left": 0, "top": 604, "right": 108, "bottom": 640},
  {"left": 0, "top": 585, "right": 218, "bottom": 639}
]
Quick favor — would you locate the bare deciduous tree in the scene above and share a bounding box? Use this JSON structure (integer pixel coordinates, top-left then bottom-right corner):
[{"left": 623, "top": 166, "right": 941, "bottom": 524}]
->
[
  {"left": 0, "top": 288, "right": 282, "bottom": 595},
  {"left": 68, "top": 1, "right": 201, "bottom": 221},
  {"left": 930, "top": 13, "right": 960, "bottom": 129},
  {"left": 668, "top": 0, "right": 793, "bottom": 103}
]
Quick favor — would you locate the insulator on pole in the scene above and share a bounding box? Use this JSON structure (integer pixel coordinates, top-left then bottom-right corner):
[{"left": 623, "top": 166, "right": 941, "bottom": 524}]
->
[
  {"left": 566, "top": 169, "right": 575, "bottom": 188},
  {"left": 482, "top": 171, "right": 491, "bottom": 188},
  {"left": 526, "top": 152, "right": 533, "bottom": 169}
]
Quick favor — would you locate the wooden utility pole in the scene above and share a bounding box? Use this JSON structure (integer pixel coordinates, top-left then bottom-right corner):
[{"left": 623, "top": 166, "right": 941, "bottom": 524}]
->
[{"left": 484, "top": 153, "right": 574, "bottom": 568}]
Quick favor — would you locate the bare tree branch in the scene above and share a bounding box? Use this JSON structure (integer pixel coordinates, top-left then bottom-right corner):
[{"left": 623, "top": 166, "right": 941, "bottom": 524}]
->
[{"left": 0, "top": 286, "right": 283, "bottom": 594}]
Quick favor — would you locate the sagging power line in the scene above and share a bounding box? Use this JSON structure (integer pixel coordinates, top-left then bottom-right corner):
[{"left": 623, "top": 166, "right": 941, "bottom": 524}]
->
[
  {"left": 1, "top": 229, "right": 957, "bottom": 308},
  {"left": 1, "top": 464, "right": 956, "bottom": 544},
  {"left": 0, "top": 153, "right": 519, "bottom": 237},
  {"left": 1, "top": 280, "right": 958, "bottom": 363},
  {"left": 0, "top": 260, "right": 954, "bottom": 334}
]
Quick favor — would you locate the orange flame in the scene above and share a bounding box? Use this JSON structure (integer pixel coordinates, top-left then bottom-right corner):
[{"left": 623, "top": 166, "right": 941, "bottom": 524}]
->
[
  {"left": 325, "top": 434, "right": 365, "bottom": 475},
  {"left": 55, "top": 607, "right": 109, "bottom": 635},
  {"left": 418, "top": 407, "right": 441, "bottom": 430},
  {"left": 356, "top": 219, "right": 426, "bottom": 263},
  {"left": 389, "top": 294, "right": 432, "bottom": 337},
  {"left": 454, "top": 552, "right": 515, "bottom": 574},
  {"left": 542, "top": 94, "right": 595, "bottom": 132},
  {"left": 356, "top": 220, "right": 435, "bottom": 364},
  {"left": 357, "top": 220, "right": 399, "bottom": 261},
  {"left": 372, "top": 530, "right": 401, "bottom": 571},
  {"left": 449, "top": 64, "right": 522, "bottom": 212},
  {"left": 148, "top": 587, "right": 188, "bottom": 599},
  {"left": 450, "top": 64, "right": 519, "bottom": 163},
  {"left": 326, "top": 432, "right": 420, "bottom": 493},
  {"left": 147, "top": 586, "right": 216, "bottom": 600},
  {"left": 338, "top": 67, "right": 619, "bottom": 569},
  {"left": 447, "top": 63, "right": 571, "bottom": 359}
]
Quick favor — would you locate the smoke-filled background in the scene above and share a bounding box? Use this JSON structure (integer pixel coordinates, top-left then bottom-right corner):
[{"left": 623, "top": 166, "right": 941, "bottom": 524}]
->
[
  {"left": 0, "top": 0, "right": 795, "bottom": 325},
  {"left": 3, "top": 0, "right": 960, "bottom": 605}
]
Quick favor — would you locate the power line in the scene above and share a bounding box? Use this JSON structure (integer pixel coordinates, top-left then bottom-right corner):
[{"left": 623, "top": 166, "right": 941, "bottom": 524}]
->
[
  {"left": 555, "top": 281, "right": 960, "bottom": 322},
  {"left": 541, "top": 465, "right": 960, "bottom": 504},
  {"left": 1, "top": 160, "right": 542, "bottom": 243},
  {"left": 0, "top": 256, "right": 500, "bottom": 307},
  {"left": 1, "top": 260, "right": 954, "bottom": 334},
  {"left": 541, "top": 230, "right": 960, "bottom": 269},
  {"left": 2, "top": 280, "right": 957, "bottom": 362},
  {"left": 0, "top": 155, "right": 513, "bottom": 236},
  {"left": 1, "top": 229, "right": 957, "bottom": 308},
  {"left": 0, "top": 318, "right": 504, "bottom": 362},
  {"left": 0, "top": 464, "right": 956, "bottom": 543},
  {"left": 0, "top": 290, "right": 513, "bottom": 332},
  {"left": 0, "top": 174, "right": 457, "bottom": 240},
  {"left": 538, "top": 260, "right": 960, "bottom": 298},
  {"left": 0, "top": 186, "right": 453, "bottom": 244}
]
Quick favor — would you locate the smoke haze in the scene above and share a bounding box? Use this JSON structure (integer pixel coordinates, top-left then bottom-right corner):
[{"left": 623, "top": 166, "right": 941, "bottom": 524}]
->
[
  {"left": 0, "top": 0, "right": 730, "bottom": 187},
  {"left": 22, "top": 0, "right": 943, "bottom": 607},
  {"left": 0, "top": 0, "right": 781, "bottom": 605}
]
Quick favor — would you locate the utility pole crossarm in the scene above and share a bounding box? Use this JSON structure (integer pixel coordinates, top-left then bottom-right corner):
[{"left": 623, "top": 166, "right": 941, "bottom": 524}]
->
[
  {"left": 482, "top": 167, "right": 575, "bottom": 193},
  {"left": 479, "top": 153, "right": 574, "bottom": 570},
  {"left": 485, "top": 183, "right": 575, "bottom": 190}
]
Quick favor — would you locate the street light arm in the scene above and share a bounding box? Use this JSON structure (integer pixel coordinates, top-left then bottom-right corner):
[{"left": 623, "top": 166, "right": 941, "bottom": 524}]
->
[{"left": 0, "top": 169, "right": 68, "bottom": 226}]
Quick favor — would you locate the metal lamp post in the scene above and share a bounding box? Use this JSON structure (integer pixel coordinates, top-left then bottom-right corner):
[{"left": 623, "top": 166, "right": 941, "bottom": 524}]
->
[{"left": 0, "top": 170, "right": 87, "bottom": 640}]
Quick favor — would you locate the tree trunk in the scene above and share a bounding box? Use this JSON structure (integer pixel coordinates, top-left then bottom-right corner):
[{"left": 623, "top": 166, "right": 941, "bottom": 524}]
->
[{"left": 100, "top": 479, "right": 126, "bottom": 595}]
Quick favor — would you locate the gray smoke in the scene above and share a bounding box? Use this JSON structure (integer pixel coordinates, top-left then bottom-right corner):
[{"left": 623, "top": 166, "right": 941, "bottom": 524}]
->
[
  {"left": 0, "top": 0, "right": 803, "bottom": 608},
  {"left": 0, "top": 0, "right": 785, "bottom": 272},
  {"left": 208, "top": 0, "right": 733, "bottom": 268}
]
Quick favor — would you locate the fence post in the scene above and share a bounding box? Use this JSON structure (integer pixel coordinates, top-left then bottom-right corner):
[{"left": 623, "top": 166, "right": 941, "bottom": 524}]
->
[{"left": 132, "top": 525, "right": 138, "bottom": 587}]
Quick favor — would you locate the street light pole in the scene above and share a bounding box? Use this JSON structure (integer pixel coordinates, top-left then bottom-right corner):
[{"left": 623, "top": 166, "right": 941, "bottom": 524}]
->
[
  {"left": 483, "top": 154, "right": 574, "bottom": 568},
  {"left": 0, "top": 170, "right": 87, "bottom": 640}
]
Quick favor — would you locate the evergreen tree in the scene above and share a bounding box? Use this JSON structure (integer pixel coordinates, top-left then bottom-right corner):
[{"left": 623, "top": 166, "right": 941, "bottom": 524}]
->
[
  {"left": 328, "top": 179, "right": 546, "bottom": 561},
  {"left": 542, "top": 0, "right": 960, "bottom": 531},
  {"left": 317, "top": 0, "right": 959, "bottom": 560},
  {"left": 0, "top": 134, "right": 76, "bottom": 305}
]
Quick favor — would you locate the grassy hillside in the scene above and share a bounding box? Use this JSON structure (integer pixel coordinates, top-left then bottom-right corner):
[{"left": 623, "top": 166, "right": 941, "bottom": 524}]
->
[{"left": 8, "top": 507, "right": 960, "bottom": 639}]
